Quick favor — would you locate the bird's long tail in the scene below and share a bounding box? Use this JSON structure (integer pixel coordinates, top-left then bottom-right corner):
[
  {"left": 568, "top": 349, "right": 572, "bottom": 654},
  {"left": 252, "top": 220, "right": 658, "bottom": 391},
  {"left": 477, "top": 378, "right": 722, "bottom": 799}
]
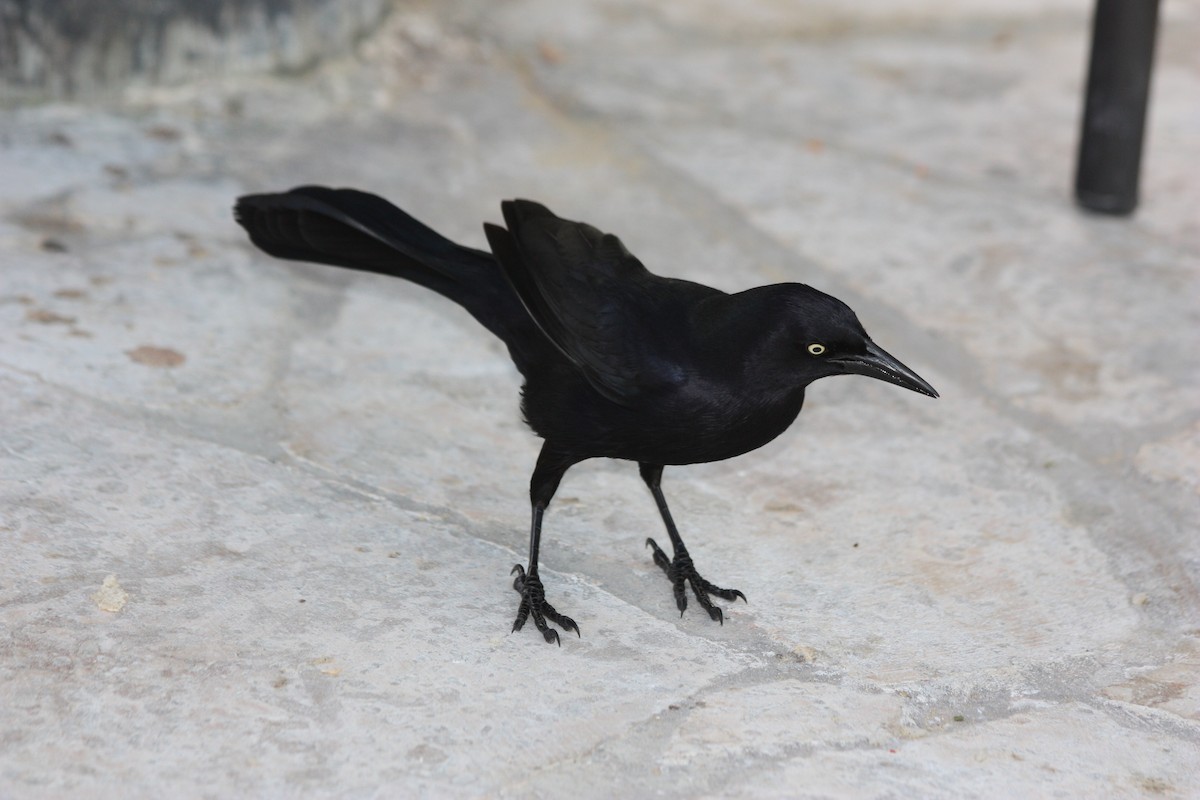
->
[{"left": 234, "top": 186, "right": 537, "bottom": 364}]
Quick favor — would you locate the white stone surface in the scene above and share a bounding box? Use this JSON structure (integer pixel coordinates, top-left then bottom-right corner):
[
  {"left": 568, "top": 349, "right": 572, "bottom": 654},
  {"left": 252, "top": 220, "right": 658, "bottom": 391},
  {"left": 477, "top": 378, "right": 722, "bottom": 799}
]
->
[{"left": 2, "top": 0, "right": 1198, "bottom": 796}]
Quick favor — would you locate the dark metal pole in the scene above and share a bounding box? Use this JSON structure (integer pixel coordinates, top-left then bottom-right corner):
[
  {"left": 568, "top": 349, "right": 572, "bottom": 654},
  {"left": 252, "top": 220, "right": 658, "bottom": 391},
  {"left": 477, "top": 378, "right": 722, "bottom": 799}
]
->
[{"left": 1074, "top": 0, "right": 1161, "bottom": 215}]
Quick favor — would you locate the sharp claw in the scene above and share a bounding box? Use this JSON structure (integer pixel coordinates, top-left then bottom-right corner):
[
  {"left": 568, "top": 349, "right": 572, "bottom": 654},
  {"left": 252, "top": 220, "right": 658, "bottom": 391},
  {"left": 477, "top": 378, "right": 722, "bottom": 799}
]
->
[
  {"left": 674, "top": 590, "right": 687, "bottom": 615},
  {"left": 650, "top": 548, "right": 743, "bottom": 625},
  {"left": 510, "top": 567, "right": 578, "bottom": 645},
  {"left": 645, "top": 538, "right": 657, "bottom": 549}
]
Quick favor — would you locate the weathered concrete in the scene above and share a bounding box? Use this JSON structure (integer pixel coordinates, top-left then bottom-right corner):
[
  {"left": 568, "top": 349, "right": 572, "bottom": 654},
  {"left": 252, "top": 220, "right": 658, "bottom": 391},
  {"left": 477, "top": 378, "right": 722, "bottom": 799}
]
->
[{"left": 2, "top": 0, "right": 1198, "bottom": 796}]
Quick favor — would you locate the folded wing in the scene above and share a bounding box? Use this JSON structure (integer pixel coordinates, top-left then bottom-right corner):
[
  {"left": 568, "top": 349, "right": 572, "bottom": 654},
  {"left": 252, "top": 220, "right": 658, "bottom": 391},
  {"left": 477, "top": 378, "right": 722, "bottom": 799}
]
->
[{"left": 484, "top": 200, "right": 687, "bottom": 405}]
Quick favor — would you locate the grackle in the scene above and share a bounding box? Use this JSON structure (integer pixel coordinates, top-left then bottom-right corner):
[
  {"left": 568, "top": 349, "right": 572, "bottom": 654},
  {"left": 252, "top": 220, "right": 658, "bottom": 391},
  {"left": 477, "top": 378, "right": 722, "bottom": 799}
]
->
[{"left": 234, "top": 187, "right": 938, "bottom": 645}]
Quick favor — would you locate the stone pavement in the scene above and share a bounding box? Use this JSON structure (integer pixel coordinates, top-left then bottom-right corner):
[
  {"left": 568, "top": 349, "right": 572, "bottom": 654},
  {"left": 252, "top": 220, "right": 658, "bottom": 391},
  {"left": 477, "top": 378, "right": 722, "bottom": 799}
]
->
[{"left": 2, "top": 1, "right": 1198, "bottom": 796}]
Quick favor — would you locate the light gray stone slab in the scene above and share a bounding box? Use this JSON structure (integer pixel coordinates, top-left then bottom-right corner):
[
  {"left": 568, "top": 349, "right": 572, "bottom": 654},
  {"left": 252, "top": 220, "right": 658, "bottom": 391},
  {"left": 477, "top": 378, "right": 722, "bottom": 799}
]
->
[
  {"left": 1, "top": 0, "right": 1197, "bottom": 796},
  {"left": 0, "top": 369, "right": 749, "bottom": 795}
]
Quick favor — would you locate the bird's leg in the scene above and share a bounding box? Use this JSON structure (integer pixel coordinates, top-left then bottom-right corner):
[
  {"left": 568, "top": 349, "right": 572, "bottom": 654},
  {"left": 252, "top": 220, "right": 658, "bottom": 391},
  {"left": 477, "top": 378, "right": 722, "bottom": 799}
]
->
[
  {"left": 640, "top": 463, "right": 746, "bottom": 624},
  {"left": 511, "top": 446, "right": 580, "bottom": 645}
]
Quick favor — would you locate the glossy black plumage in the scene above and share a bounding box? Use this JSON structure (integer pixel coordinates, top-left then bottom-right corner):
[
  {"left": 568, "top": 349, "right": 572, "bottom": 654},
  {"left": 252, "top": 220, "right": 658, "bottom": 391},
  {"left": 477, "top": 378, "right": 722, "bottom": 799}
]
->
[{"left": 234, "top": 187, "right": 937, "bottom": 645}]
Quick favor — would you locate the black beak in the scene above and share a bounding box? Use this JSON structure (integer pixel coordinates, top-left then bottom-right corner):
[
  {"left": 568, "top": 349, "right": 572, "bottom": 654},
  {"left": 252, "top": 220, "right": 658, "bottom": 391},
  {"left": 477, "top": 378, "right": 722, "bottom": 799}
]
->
[{"left": 831, "top": 340, "right": 939, "bottom": 398}]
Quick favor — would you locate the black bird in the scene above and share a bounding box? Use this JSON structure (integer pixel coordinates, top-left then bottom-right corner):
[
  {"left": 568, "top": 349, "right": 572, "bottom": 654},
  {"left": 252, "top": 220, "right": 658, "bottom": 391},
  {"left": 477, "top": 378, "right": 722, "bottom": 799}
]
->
[{"left": 234, "top": 187, "right": 938, "bottom": 645}]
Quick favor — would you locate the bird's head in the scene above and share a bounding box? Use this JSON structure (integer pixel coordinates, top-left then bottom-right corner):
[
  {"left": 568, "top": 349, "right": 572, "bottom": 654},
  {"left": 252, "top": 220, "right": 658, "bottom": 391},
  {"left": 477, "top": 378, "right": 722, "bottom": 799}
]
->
[{"left": 765, "top": 284, "right": 939, "bottom": 398}]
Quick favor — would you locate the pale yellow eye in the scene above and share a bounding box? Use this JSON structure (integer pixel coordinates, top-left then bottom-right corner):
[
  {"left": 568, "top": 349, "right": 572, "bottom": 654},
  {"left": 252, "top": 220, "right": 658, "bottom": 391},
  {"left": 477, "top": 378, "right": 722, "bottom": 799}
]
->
[{"left": 808, "top": 343, "right": 826, "bottom": 356}]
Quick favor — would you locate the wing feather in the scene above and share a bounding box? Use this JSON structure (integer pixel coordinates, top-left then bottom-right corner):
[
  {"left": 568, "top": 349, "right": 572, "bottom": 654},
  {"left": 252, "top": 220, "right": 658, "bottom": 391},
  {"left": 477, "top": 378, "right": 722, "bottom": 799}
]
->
[{"left": 485, "top": 201, "right": 687, "bottom": 404}]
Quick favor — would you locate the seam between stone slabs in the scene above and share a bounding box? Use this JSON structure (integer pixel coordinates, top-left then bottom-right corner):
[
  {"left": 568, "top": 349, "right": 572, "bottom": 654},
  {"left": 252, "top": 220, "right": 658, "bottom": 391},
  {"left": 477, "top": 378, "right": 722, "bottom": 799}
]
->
[
  {"left": 5, "top": 362, "right": 1187, "bottom": 677},
  {"left": 2, "top": 364, "right": 725, "bottom": 633},
  {"left": 1089, "top": 696, "right": 1200, "bottom": 744}
]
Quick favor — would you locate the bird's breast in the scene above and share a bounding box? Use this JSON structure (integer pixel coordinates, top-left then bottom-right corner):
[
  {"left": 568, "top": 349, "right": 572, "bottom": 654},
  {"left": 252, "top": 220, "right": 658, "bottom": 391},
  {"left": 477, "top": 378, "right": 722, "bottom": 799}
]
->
[
  {"left": 521, "top": 366, "right": 806, "bottom": 466},
  {"left": 644, "top": 382, "right": 806, "bottom": 464}
]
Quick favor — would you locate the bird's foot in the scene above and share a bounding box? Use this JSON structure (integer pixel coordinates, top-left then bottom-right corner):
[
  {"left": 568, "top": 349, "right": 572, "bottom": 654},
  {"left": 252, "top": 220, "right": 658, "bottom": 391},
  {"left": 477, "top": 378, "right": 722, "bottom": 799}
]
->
[
  {"left": 510, "top": 564, "right": 580, "bottom": 646},
  {"left": 645, "top": 538, "right": 746, "bottom": 624}
]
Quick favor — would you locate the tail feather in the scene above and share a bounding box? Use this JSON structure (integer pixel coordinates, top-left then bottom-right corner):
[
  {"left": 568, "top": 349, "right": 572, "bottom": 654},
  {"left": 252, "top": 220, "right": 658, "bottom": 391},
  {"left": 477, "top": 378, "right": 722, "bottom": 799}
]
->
[
  {"left": 234, "top": 186, "right": 479, "bottom": 290},
  {"left": 234, "top": 186, "right": 544, "bottom": 369}
]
